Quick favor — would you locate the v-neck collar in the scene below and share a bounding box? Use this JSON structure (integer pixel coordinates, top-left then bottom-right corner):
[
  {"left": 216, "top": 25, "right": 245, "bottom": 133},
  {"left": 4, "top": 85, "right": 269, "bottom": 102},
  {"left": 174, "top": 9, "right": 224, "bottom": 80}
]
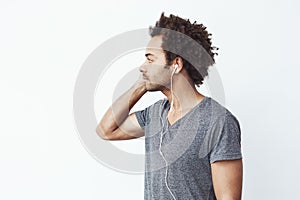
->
[{"left": 163, "top": 96, "right": 209, "bottom": 128}]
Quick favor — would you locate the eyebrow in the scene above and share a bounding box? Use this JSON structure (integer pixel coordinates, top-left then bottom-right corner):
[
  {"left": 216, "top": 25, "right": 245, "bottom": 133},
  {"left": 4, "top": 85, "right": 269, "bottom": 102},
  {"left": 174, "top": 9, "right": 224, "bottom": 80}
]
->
[{"left": 145, "top": 53, "right": 156, "bottom": 59}]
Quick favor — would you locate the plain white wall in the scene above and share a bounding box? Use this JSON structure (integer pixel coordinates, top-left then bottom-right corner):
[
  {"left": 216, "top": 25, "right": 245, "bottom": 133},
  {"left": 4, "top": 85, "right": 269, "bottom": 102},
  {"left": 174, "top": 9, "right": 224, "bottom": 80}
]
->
[{"left": 1, "top": 0, "right": 299, "bottom": 199}]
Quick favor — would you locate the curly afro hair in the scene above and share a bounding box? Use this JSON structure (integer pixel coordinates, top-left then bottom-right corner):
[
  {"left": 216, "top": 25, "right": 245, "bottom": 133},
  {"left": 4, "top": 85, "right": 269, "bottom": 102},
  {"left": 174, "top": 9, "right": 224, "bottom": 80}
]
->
[{"left": 149, "top": 12, "right": 219, "bottom": 87}]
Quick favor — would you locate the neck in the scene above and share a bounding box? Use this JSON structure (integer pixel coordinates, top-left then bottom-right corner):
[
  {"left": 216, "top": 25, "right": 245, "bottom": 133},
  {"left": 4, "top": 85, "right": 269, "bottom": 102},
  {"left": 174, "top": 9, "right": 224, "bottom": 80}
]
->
[{"left": 161, "top": 77, "right": 205, "bottom": 114}]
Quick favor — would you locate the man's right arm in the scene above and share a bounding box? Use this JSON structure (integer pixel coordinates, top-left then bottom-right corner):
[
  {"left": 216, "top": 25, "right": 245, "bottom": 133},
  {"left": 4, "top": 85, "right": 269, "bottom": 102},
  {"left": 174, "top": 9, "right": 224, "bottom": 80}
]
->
[{"left": 96, "top": 77, "right": 147, "bottom": 140}]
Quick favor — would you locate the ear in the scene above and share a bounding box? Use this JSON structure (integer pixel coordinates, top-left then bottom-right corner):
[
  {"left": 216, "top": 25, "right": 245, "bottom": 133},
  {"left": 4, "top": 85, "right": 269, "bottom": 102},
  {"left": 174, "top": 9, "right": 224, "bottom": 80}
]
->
[{"left": 173, "top": 57, "right": 183, "bottom": 74}]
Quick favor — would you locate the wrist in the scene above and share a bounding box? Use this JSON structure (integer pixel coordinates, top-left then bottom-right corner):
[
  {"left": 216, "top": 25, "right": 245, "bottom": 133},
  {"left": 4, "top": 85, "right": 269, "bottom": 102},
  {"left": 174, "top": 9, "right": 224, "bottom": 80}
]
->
[{"left": 132, "top": 82, "right": 147, "bottom": 95}]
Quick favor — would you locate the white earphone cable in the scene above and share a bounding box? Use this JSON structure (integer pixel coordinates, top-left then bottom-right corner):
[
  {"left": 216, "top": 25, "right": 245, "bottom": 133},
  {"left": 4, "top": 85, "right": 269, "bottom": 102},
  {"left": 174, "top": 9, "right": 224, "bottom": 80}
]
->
[
  {"left": 158, "top": 66, "right": 177, "bottom": 200},
  {"left": 169, "top": 65, "right": 176, "bottom": 112}
]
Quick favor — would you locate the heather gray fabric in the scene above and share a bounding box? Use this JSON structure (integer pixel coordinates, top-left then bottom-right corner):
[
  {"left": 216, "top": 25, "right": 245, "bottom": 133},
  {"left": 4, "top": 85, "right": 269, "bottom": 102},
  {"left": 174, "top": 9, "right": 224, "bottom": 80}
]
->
[{"left": 134, "top": 96, "right": 242, "bottom": 200}]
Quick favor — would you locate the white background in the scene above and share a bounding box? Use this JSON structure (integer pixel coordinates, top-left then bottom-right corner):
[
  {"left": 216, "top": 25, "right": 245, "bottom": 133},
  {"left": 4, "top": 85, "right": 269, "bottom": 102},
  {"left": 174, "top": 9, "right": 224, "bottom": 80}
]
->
[{"left": 1, "top": 0, "right": 299, "bottom": 199}]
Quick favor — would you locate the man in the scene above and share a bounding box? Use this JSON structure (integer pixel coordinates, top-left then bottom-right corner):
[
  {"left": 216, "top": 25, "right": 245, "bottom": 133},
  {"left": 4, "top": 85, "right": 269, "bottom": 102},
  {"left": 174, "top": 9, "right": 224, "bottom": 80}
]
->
[{"left": 96, "top": 12, "right": 243, "bottom": 200}]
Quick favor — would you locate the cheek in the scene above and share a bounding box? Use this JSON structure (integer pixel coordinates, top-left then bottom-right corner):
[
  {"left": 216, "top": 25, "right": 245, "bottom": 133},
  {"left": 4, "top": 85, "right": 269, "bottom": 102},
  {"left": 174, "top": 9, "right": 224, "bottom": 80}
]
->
[
  {"left": 148, "top": 63, "right": 170, "bottom": 79},
  {"left": 152, "top": 70, "right": 171, "bottom": 84}
]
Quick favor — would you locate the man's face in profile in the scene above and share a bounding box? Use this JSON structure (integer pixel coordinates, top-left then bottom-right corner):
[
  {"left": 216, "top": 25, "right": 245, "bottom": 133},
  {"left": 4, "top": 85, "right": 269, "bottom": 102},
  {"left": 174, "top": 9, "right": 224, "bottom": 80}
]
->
[{"left": 139, "top": 35, "right": 173, "bottom": 91}]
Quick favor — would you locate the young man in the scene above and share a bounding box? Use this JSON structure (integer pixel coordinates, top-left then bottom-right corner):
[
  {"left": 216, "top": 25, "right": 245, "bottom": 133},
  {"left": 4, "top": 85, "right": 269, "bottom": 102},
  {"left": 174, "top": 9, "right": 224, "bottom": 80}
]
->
[{"left": 96, "top": 12, "right": 243, "bottom": 200}]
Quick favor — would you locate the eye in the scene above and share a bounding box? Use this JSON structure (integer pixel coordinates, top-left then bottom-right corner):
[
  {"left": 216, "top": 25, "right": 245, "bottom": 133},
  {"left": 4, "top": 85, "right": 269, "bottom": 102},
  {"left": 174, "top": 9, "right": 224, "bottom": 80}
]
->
[{"left": 147, "top": 58, "right": 153, "bottom": 63}]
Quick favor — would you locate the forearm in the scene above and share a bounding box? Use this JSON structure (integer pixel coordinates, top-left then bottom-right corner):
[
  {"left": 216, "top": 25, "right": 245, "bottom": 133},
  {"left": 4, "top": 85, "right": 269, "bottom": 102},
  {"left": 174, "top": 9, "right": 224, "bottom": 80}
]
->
[
  {"left": 212, "top": 159, "right": 243, "bottom": 200},
  {"left": 97, "top": 82, "right": 146, "bottom": 135}
]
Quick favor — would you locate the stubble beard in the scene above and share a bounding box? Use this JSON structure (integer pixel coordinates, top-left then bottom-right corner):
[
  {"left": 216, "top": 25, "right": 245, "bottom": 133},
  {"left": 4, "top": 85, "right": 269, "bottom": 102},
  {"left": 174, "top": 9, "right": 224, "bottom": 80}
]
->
[{"left": 145, "top": 64, "right": 171, "bottom": 92}]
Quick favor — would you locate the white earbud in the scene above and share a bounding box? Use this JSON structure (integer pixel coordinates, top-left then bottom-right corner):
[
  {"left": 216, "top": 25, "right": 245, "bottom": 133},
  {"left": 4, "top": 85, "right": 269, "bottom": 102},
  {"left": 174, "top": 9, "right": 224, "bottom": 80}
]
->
[{"left": 173, "top": 64, "right": 178, "bottom": 74}]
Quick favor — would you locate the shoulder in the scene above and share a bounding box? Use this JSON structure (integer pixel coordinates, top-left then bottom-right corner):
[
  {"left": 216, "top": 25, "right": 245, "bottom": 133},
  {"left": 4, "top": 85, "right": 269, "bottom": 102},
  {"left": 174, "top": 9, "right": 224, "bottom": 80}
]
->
[
  {"left": 148, "top": 98, "right": 166, "bottom": 110},
  {"left": 134, "top": 98, "right": 166, "bottom": 127},
  {"left": 136, "top": 98, "right": 166, "bottom": 114},
  {"left": 205, "top": 97, "right": 241, "bottom": 129}
]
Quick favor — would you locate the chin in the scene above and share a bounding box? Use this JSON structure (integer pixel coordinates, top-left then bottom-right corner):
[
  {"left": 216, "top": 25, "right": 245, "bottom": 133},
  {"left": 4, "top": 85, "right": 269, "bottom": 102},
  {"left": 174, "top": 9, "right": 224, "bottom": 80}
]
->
[
  {"left": 146, "top": 83, "right": 164, "bottom": 92},
  {"left": 146, "top": 86, "right": 158, "bottom": 92}
]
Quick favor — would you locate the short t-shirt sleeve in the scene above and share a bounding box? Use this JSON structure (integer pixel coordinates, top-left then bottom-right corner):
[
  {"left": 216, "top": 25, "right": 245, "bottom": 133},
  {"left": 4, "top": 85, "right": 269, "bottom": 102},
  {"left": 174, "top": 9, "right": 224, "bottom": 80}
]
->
[
  {"left": 134, "top": 99, "right": 164, "bottom": 129},
  {"left": 209, "top": 112, "right": 243, "bottom": 164},
  {"left": 134, "top": 105, "right": 151, "bottom": 129}
]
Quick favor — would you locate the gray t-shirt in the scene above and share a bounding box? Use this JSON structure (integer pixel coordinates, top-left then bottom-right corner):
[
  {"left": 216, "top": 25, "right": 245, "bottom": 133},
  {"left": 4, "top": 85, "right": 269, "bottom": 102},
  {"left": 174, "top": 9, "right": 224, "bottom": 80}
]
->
[{"left": 134, "top": 96, "right": 242, "bottom": 200}]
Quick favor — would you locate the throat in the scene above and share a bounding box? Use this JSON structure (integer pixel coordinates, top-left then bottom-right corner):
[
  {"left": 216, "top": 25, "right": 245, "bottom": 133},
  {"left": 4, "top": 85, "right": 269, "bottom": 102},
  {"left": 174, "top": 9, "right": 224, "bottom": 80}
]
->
[{"left": 166, "top": 109, "right": 186, "bottom": 126}]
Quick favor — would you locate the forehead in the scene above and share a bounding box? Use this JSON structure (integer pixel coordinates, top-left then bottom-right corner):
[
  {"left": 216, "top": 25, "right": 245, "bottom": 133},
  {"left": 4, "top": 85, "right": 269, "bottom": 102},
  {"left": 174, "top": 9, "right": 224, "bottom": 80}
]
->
[{"left": 145, "top": 35, "right": 164, "bottom": 56}]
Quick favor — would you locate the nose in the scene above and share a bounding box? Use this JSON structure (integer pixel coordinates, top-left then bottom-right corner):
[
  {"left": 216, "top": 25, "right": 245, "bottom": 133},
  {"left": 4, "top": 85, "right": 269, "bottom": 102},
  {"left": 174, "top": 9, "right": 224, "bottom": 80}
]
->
[{"left": 139, "top": 63, "right": 147, "bottom": 73}]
